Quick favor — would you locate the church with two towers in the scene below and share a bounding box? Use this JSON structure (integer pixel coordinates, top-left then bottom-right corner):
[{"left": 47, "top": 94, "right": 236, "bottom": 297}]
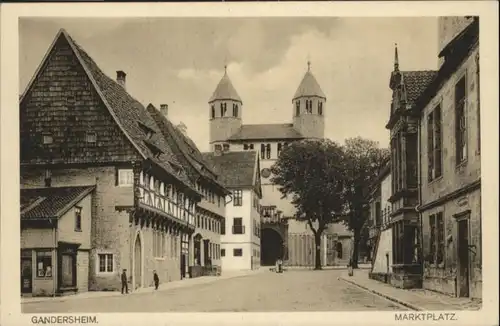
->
[{"left": 207, "top": 62, "right": 353, "bottom": 267}]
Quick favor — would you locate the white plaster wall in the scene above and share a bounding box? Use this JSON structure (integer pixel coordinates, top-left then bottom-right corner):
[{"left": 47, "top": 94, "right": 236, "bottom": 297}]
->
[{"left": 372, "top": 228, "right": 393, "bottom": 274}]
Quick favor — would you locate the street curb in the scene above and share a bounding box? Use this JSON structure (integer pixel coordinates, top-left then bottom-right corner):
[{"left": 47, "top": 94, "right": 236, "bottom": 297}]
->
[
  {"left": 21, "top": 272, "right": 261, "bottom": 305},
  {"left": 339, "top": 277, "right": 422, "bottom": 311}
]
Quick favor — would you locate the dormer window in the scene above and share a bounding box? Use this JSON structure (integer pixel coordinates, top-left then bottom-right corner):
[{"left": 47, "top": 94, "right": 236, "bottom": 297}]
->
[
  {"left": 43, "top": 133, "right": 53, "bottom": 145},
  {"left": 86, "top": 132, "right": 97, "bottom": 143},
  {"left": 138, "top": 121, "right": 155, "bottom": 140}
]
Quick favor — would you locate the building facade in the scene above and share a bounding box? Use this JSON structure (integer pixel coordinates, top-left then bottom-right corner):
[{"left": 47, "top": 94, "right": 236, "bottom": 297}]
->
[
  {"left": 367, "top": 161, "right": 393, "bottom": 283},
  {"left": 385, "top": 45, "right": 437, "bottom": 288},
  {"left": 202, "top": 151, "right": 262, "bottom": 271},
  {"left": 207, "top": 63, "right": 352, "bottom": 267},
  {"left": 147, "top": 104, "right": 231, "bottom": 277},
  {"left": 418, "top": 17, "right": 481, "bottom": 298},
  {"left": 20, "top": 29, "right": 201, "bottom": 293},
  {"left": 21, "top": 186, "right": 94, "bottom": 296}
]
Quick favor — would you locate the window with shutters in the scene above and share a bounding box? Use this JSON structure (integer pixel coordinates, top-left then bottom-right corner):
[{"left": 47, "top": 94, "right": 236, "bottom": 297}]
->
[
  {"left": 455, "top": 75, "right": 467, "bottom": 164},
  {"left": 428, "top": 104, "right": 443, "bottom": 181}
]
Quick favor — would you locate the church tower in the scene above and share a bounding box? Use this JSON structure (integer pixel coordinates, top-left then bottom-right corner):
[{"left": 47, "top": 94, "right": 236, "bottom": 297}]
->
[
  {"left": 292, "top": 61, "right": 326, "bottom": 139},
  {"left": 209, "top": 66, "right": 243, "bottom": 151}
]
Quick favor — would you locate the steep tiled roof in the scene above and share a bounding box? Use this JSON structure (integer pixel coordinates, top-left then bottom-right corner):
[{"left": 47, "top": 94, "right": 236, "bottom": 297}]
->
[
  {"left": 228, "top": 123, "right": 304, "bottom": 141},
  {"left": 147, "top": 104, "right": 230, "bottom": 194},
  {"left": 400, "top": 70, "right": 438, "bottom": 107},
  {"left": 209, "top": 70, "right": 242, "bottom": 103},
  {"left": 21, "top": 186, "right": 95, "bottom": 220},
  {"left": 293, "top": 69, "right": 326, "bottom": 100},
  {"left": 20, "top": 29, "right": 197, "bottom": 194},
  {"left": 201, "top": 151, "right": 257, "bottom": 188}
]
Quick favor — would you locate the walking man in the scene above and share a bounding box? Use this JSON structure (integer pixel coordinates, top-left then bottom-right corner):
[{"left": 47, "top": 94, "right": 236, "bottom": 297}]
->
[
  {"left": 153, "top": 270, "right": 159, "bottom": 290},
  {"left": 121, "top": 269, "right": 128, "bottom": 294}
]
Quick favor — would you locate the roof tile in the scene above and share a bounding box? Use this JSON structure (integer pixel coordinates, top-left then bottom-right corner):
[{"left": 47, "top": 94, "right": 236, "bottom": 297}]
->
[
  {"left": 228, "top": 123, "right": 304, "bottom": 141},
  {"left": 400, "top": 70, "right": 438, "bottom": 107},
  {"left": 201, "top": 151, "right": 257, "bottom": 188}
]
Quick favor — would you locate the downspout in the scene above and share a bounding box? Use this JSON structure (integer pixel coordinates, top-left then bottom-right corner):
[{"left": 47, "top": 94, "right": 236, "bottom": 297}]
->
[
  {"left": 416, "top": 115, "right": 424, "bottom": 282},
  {"left": 52, "top": 219, "right": 57, "bottom": 298}
]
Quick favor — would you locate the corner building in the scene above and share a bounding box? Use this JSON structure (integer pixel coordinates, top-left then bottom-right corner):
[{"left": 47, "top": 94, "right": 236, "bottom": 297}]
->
[
  {"left": 20, "top": 29, "right": 201, "bottom": 292},
  {"left": 208, "top": 63, "right": 352, "bottom": 267}
]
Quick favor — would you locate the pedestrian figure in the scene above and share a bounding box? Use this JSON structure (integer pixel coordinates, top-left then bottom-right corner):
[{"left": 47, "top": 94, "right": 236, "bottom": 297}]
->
[
  {"left": 121, "top": 269, "right": 128, "bottom": 294},
  {"left": 153, "top": 270, "right": 159, "bottom": 290},
  {"left": 348, "top": 258, "right": 354, "bottom": 277}
]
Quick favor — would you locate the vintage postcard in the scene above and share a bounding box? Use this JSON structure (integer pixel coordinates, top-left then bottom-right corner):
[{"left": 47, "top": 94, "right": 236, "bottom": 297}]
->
[{"left": 1, "top": 2, "right": 498, "bottom": 326}]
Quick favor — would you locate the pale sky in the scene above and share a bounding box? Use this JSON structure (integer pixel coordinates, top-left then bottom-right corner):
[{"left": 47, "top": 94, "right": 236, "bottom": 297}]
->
[{"left": 19, "top": 17, "right": 438, "bottom": 152}]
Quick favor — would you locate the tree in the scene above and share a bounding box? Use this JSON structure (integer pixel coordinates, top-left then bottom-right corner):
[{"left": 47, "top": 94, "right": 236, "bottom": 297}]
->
[
  {"left": 339, "top": 137, "right": 390, "bottom": 268},
  {"left": 270, "top": 139, "right": 345, "bottom": 270}
]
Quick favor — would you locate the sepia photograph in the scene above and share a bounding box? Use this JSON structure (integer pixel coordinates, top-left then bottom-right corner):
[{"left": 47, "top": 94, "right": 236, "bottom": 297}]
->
[{"left": 1, "top": 2, "right": 498, "bottom": 325}]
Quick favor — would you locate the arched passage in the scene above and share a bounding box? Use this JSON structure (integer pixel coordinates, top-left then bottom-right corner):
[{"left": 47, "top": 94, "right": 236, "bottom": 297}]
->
[{"left": 261, "top": 228, "right": 284, "bottom": 266}]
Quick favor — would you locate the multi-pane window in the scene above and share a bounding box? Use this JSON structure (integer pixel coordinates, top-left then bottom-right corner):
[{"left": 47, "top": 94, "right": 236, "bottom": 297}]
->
[
  {"left": 36, "top": 251, "right": 53, "bottom": 277},
  {"left": 75, "top": 207, "right": 82, "bottom": 231},
  {"left": 391, "top": 134, "right": 404, "bottom": 193},
  {"left": 429, "top": 212, "right": 445, "bottom": 266},
  {"left": 427, "top": 105, "right": 443, "bottom": 181},
  {"left": 265, "top": 144, "right": 271, "bottom": 159},
  {"left": 295, "top": 101, "right": 300, "bottom": 116},
  {"left": 221, "top": 220, "right": 226, "bottom": 234},
  {"left": 232, "top": 217, "right": 244, "bottom": 234},
  {"left": 305, "top": 100, "right": 313, "bottom": 113},
  {"left": 455, "top": 75, "right": 467, "bottom": 164},
  {"left": 233, "top": 190, "right": 243, "bottom": 206},
  {"left": 118, "top": 169, "right": 134, "bottom": 187},
  {"left": 98, "top": 253, "right": 113, "bottom": 273},
  {"left": 233, "top": 248, "right": 243, "bottom": 257},
  {"left": 260, "top": 144, "right": 265, "bottom": 159},
  {"left": 244, "top": 144, "right": 254, "bottom": 150},
  {"left": 221, "top": 249, "right": 226, "bottom": 257}
]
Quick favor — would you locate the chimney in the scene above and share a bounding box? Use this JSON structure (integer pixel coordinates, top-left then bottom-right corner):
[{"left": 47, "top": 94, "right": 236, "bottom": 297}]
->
[
  {"left": 116, "top": 70, "right": 126, "bottom": 89},
  {"left": 160, "top": 104, "right": 168, "bottom": 117}
]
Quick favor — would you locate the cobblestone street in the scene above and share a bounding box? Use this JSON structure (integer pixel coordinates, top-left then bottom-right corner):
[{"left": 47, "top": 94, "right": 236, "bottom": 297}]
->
[{"left": 22, "top": 269, "right": 406, "bottom": 313}]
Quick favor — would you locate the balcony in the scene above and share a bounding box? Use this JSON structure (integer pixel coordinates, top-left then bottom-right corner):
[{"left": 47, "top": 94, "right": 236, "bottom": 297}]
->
[
  {"left": 232, "top": 225, "right": 245, "bottom": 235},
  {"left": 138, "top": 184, "right": 195, "bottom": 227}
]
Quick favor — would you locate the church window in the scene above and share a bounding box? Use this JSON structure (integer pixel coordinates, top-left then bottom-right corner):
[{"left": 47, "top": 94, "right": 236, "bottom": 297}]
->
[
  {"left": 211, "top": 105, "right": 215, "bottom": 119},
  {"left": 295, "top": 101, "right": 300, "bottom": 116},
  {"left": 306, "top": 100, "right": 313, "bottom": 114},
  {"left": 233, "top": 104, "right": 239, "bottom": 117},
  {"left": 318, "top": 102, "right": 323, "bottom": 115},
  {"left": 260, "top": 144, "right": 265, "bottom": 159},
  {"left": 265, "top": 144, "right": 271, "bottom": 159}
]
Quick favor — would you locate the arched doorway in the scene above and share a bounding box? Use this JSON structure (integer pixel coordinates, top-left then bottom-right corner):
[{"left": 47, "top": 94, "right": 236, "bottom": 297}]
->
[
  {"left": 261, "top": 228, "right": 284, "bottom": 266},
  {"left": 133, "top": 234, "right": 142, "bottom": 289}
]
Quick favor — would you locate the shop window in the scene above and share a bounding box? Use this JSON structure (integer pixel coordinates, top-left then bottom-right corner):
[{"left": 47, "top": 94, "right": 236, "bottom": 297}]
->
[{"left": 36, "top": 251, "right": 52, "bottom": 278}]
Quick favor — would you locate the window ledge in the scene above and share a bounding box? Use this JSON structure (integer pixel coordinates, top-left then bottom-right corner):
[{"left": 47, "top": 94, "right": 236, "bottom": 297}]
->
[
  {"left": 427, "top": 175, "right": 443, "bottom": 186},
  {"left": 456, "top": 159, "right": 468, "bottom": 170}
]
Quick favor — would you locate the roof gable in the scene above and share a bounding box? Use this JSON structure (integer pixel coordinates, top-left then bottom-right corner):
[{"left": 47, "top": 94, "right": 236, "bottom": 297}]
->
[
  {"left": 228, "top": 123, "right": 304, "bottom": 141},
  {"left": 20, "top": 29, "right": 195, "bottom": 191},
  {"left": 400, "top": 70, "right": 438, "bottom": 107}
]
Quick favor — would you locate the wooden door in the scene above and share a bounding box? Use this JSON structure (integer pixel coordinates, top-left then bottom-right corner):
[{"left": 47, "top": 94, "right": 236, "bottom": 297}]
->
[{"left": 457, "top": 219, "right": 470, "bottom": 297}]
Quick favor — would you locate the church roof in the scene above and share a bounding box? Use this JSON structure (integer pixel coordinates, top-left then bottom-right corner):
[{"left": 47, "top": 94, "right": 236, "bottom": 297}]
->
[
  {"left": 293, "top": 67, "right": 326, "bottom": 100},
  {"left": 209, "top": 69, "right": 242, "bottom": 103},
  {"left": 228, "top": 123, "right": 304, "bottom": 141}
]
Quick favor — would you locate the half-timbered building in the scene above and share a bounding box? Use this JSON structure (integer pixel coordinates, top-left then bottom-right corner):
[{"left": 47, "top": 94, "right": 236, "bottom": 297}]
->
[{"left": 20, "top": 29, "right": 201, "bottom": 294}]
